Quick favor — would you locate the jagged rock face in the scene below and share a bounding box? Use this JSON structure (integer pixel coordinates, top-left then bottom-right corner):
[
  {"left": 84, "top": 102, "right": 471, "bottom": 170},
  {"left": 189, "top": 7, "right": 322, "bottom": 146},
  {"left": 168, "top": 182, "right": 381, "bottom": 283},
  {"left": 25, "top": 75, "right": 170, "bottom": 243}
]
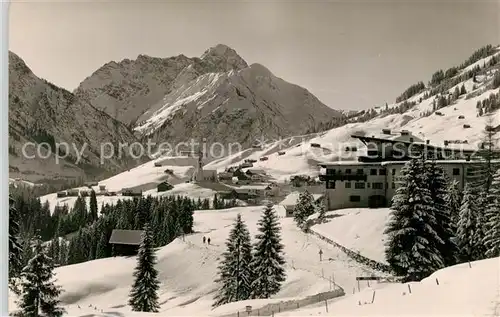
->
[
  {"left": 74, "top": 44, "right": 249, "bottom": 126},
  {"left": 9, "top": 52, "right": 144, "bottom": 182},
  {"left": 134, "top": 62, "right": 341, "bottom": 158},
  {"left": 77, "top": 44, "right": 341, "bottom": 157}
]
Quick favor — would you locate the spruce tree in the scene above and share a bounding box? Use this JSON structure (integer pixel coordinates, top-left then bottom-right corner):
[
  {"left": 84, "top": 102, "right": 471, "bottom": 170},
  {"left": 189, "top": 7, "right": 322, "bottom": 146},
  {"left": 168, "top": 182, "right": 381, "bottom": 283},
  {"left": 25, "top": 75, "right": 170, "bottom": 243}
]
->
[
  {"left": 316, "top": 199, "right": 327, "bottom": 224},
  {"left": 384, "top": 159, "right": 445, "bottom": 281},
  {"left": 457, "top": 183, "right": 485, "bottom": 262},
  {"left": 89, "top": 190, "right": 98, "bottom": 223},
  {"left": 213, "top": 214, "right": 254, "bottom": 307},
  {"left": 293, "top": 191, "right": 316, "bottom": 230},
  {"left": 251, "top": 205, "right": 286, "bottom": 299},
  {"left": 424, "top": 161, "right": 458, "bottom": 266},
  {"left": 129, "top": 223, "right": 160, "bottom": 313},
  {"left": 9, "top": 195, "right": 23, "bottom": 295},
  {"left": 444, "top": 179, "right": 462, "bottom": 230},
  {"left": 483, "top": 168, "right": 500, "bottom": 258},
  {"left": 96, "top": 232, "right": 109, "bottom": 259},
  {"left": 17, "top": 238, "right": 65, "bottom": 317}
]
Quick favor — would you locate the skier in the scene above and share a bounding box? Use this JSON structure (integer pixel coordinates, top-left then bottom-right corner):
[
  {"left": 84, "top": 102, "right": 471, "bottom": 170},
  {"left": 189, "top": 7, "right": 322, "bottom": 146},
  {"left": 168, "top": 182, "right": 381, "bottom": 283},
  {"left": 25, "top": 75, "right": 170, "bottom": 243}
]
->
[
  {"left": 203, "top": 236, "right": 206, "bottom": 244},
  {"left": 207, "top": 237, "right": 211, "bottom": 245}
]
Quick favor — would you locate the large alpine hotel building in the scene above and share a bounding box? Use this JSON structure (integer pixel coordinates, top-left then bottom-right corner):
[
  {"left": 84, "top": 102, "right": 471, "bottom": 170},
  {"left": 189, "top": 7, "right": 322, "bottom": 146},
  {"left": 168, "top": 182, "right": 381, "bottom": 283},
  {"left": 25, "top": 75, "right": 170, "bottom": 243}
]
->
[{"left": 319, "top": 129, "right": 484, "bottom": 210}]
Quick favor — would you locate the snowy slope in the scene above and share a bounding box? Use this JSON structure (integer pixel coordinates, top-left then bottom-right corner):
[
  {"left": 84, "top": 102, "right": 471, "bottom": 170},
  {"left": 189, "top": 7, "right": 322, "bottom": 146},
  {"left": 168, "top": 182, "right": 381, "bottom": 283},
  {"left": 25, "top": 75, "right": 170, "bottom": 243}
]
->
[
  {"left": 312, "top": 208, "right": 391, "bottom": 264},
  {"left": 39, "top": 156, "right": 209, "bottom": 213},
  {"left": 277, "top": 257, "right": 500, "bottom": 316},
  {"left": 205, "top": 84, "right": 500, "bottom": 182},
  {"left": 8, "top": 206, "right": 384, "bottom": 316}
]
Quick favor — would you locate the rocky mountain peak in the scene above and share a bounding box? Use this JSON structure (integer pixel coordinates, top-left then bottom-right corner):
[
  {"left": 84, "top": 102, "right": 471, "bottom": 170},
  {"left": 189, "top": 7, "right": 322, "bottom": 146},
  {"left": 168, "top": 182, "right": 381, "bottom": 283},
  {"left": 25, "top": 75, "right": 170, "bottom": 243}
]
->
[{"left": 201, "top": 44, "right": 248, "bottom": 72}]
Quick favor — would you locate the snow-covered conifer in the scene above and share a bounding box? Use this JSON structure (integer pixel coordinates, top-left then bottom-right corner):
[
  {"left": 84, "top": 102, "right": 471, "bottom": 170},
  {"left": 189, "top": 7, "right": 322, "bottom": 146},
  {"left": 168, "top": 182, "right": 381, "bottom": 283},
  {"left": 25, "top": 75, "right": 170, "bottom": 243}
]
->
[
  {"left": 17, "top": 237, "right": 65, "bottom": 317},
  {"left": 293, "top": 191, "right": 316, "bottom": 229},
  {"left": 457, "top": 183, "right": 485, "bottom": 261},
  {"left": 251, "top": 204, "right": 286, "bottom": 298},
  {"left": 213, "top": 214, "right": 254, "bottom": 307},
  {"left": 425, "top": 161, "right": 458, "bottom": 266},
  {"left": 129, "top": 223, "right": 160, "bottom": 312},
  {"left": 483, "top": 168, "right": 500, "bottom": 258},
  {"left": 384, "top": 158, "right": 445, "bottom": 281}
]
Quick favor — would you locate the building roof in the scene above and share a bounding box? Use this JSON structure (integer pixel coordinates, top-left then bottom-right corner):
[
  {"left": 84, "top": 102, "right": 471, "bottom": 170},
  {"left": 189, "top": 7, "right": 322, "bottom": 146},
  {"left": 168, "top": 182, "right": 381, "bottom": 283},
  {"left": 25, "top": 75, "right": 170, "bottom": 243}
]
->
[
  {"left": 109, "top": 229, "right": 144, "bottom": 245},
  {"left": 381, "top": 159, "right": 500, "bottom": 166},
  {"left": 279, "top": 192, "right": 324, "bottom": 207}
]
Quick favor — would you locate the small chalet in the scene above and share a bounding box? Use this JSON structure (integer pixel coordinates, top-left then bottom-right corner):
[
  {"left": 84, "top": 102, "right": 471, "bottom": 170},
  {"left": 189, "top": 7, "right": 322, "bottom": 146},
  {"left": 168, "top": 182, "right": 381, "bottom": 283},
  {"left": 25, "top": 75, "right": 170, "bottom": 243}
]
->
[
  {"left": 109, "top": 229, "right": 144, "bottom": 256},
  {"left": 157, "top": 181, "right": 173, "bottom": 192},
  {"left": 121, "top": 188, "right": 142, "bottom": 197}
]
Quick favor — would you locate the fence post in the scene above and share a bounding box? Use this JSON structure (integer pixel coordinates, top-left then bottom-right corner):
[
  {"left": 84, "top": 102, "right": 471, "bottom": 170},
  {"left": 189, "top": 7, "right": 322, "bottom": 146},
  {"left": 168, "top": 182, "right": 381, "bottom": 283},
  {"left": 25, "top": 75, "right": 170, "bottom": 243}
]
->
[
  {"left": 371, "top": 290, "right": 376, "bottom": 304},
  {"left": 407, "top": 284, "right": 412, "bottom": 294},
  {"left": 435, "top": 278, "right": 439, "bottom": 285},
  {"left": 325, "top": 300, "right": 328, "bottom": 313}
]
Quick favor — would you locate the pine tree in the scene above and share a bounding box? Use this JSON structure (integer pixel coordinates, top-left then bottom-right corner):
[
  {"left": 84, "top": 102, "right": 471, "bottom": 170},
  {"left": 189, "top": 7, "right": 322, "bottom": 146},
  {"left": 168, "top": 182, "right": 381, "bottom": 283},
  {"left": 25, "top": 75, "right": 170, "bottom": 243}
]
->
[
  {"left": 17, "top": 238, "right": 65, "bottom": 317},
  {"left": 293, "top": 191, "right": 316, "bottom": 229},
  {"left": 9, "top": 195, "right": 23, "bottom": 295},
  {"left": 129, "top": 223, "right": 160, "bottom": 313},
  {"left": 460, "top": 84, "right": 467, "bottom": 95},
  {"left": 96, "top": 232, "right": 109, "bottom": 259},
  {"left": 444, "top": 179, "right": 462, "bottom": 231},
  {"left": 213, "top": 214, "right": 254, "bottom": 307},
  {"left": 251, "top": 205, "right": 286, "bottom": 299},
  {"left": 483, "top": 168, "right": 500, "bottom": 258},
  {"left": 89, "top": 190, "right": 98, "bottom": 223},
  {"left": 384, "top": 159, "right": 445, "bottom": 281},
  {"left": 424, "top": 161, "right": 458, "bottom": 266},
  {"left": 316, "top": 199, "right": 327, "bottom": 224},
  {"left": 457, "top": 183, "right": 485, "bottom": 262}
]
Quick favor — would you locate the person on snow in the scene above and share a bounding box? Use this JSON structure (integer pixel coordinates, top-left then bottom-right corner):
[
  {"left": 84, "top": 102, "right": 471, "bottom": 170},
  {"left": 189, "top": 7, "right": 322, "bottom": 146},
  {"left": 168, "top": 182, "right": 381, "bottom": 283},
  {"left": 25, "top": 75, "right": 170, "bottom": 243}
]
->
[
  {"left": 203, "top": 236, "right": 206, "bottom": 244},
  {"left": 207, "top": 237, "right": 211, "bottom": 245}
]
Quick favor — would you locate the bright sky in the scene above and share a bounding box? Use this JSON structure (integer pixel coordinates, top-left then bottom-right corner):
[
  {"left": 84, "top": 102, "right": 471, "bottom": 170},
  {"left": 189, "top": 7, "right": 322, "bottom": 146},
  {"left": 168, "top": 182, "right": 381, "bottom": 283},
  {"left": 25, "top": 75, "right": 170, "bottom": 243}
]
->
[{"left": 9, "top": 0, "right": 499, "bottom": 110}]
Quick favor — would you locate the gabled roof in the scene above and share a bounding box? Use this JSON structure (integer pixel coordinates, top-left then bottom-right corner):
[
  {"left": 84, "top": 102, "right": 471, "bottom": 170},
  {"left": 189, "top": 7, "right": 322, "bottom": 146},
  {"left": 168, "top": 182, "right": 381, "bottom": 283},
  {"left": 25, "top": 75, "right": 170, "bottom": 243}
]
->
[
  {"left": 279, "top": 192, "right": 324, "bottom": 207},
  {"left": 108, "top": 229, "right": 144, "bottom": 245}
]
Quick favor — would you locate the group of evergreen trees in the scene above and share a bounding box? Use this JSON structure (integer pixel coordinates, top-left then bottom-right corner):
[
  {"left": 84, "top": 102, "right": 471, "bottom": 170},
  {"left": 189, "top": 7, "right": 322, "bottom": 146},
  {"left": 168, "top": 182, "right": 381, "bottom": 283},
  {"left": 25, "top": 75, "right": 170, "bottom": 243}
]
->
[
  {"left": 385, "top": 122, "right": 500, "bottom": 281},
  {"left": 8, "top": 187, "right": 211, "bottom": 315},
  {"left": 44, "top": 194, "right": 201, "bottom": 266},
  {"left": 213, "top": 205, "right": 286, "bottom": 307},
  {"left": 476, "top": 89, "right": 500, "bottom": 116}
]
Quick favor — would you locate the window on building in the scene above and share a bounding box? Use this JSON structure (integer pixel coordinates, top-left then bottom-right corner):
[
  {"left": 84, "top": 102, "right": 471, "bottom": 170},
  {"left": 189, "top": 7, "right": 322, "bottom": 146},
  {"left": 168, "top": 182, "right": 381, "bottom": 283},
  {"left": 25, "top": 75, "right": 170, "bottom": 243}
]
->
[
  {"left": 392, "top": 169, "right": 396, "bottom": 175},
  {"left": 410, "top": 137, "right": 414, "bottom": 142},
  {"left": 355, "top": 182, "right": 365, "bottom": 189},
  {"left": 392, "top": 182, "right": 396, "bottom": 189},
  {"left": 379, "top": 169, "right": 386, "bottom": 175},
  {"left": 367, "top": 183, "right": 370, "bottom": 188},
  {"left": 370, "top": 169, "right": 377, "bottom": 175},
  {"left": 326, "top": 181, "right": 336, "bottom": 189},
  {"left": 345, "top": 182, "right": 351, "bottom": 188},
  {"left": 345, "top": 169, "right": 352, "bottom": 174},
  {"left": 357, "top": 169, "right": 364, "bottom": 175},
  {"left": 372, "top": 182, "right": 384, "bottom": 189},
  {"left": 453, "top": 168, "right": 460, "bottom": 175},
  {"left": 326, "top": 168, "right": 335, "bottom": 175},
  {"left": 349, "top": 195, "right": 361, "bottom": 202}
]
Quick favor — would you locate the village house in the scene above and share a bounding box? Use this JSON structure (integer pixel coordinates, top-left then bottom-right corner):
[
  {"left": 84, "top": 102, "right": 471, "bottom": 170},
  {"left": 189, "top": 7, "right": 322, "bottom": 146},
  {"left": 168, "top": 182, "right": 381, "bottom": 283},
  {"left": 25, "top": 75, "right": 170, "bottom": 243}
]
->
[
  {"left": 319, "top": 129, "right": 480, "bottom": 210},
  {"left": 109, "top": 229, "right": 144, "bottom": 256}
]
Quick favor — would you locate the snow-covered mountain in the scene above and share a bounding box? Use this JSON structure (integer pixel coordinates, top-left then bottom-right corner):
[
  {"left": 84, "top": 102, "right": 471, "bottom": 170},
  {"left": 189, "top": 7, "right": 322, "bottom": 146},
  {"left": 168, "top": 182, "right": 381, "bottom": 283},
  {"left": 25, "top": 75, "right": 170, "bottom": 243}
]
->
[
  {"left": 205, "top": 44, "right": 500, "bottom": 180},
  {"left": 8, "top": 52, "right": 145, "bottom": 182},
  {"left": 75, "top": 44, "right": 343, "bottom": 150}
]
